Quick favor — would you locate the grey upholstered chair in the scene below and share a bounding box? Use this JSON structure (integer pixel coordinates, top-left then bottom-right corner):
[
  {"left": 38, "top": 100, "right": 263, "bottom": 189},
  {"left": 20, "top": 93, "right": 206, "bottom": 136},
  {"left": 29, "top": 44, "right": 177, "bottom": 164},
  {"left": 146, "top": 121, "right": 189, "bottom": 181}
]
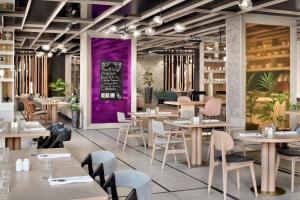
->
[
  {"left": 103, "top": 169, "right": 152, "bottom": 200},
  {"left": 81, "top": 151, "right": 117, "bottom": 187}
]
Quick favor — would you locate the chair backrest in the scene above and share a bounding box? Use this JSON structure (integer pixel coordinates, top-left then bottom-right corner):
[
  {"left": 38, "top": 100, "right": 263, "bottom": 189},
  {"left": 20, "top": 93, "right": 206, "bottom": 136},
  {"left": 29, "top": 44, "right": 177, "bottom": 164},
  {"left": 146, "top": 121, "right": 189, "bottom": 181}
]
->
[
  {"left": 47, "top": 123, "right": 64, "bottom": 136},
  {"left": 178, "top": 96, "right": 191, "bottom": 102},
  {"left": 117, "top": 112, "right": 126, "bottom": 123},
  {"left": 54, "top": 128, "right": 72, "bottom": 141},
  {"left": 91, "top": 151, "right": 117, "bottom": 176},
  {"left": 180, "top": 110, "right": 194, "bottom": 120},
  {"left": 164, "top": 90, "right": 177, "bottom": 101},
  {"left": 114, "top": 170, "right": 151, "bottom": 200},
  {"left": 203, "top": 98, "right": 222, "bottom": 116},
  {"left": 211, "top": 130, "right": 234, "bottom": 152},
  {"left": 152, "top": 120, "right": 164, "bottom": 136}
]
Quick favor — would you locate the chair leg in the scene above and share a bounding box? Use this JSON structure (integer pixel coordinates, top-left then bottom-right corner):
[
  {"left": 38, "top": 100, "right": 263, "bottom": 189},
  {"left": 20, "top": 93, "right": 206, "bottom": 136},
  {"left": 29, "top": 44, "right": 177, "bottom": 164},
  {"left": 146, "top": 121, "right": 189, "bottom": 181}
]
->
[
  {"left": 150, "top": 135, "right": 157, "bottom": 164},
  {"left": 162, "top": 135, "right": 171, "bottom": 170},
  {"left": 116, "top": 129, "right": 121, "bottom": 147},
  {"left": 183, "top": 134, "right": 190, "bottom": 168},
  {"left": 275, "top": 155, "right": 281, "bottom": 178},
  {"left": 140, "top": 126, "right": 147, "bottom": 149},
  {"left": 236, "top": 169, "right": 240, "bottom": 189},
  {"left": 208, "top": 165, "right": 215, "bottom": 193},
  {"left": 123, "top": 131, "right": 129, "bottom": 151},
  {"left": 250, "top": 163, "right": 258, "bottom": 197},
  {"left": 222, "top": 168, "right": 227, "bottom": 200},
  {"left": 291, "top": 157, "right": 295, "bottom": 192},
  {"left": 172, "top": 146, "right": 177, "bottom": 162}
]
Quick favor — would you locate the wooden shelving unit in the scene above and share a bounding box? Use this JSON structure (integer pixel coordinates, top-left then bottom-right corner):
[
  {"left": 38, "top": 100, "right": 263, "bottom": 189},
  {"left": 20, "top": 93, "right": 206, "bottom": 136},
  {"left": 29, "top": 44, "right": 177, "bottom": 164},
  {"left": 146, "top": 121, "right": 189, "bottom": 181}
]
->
[
  {"left": 71, "top": 56, "right": 80, "bottom": 95},
  {"left": 200, "top": 40, "right": 226, "bottom": 97},
  {"left": 0, "top": 30, "right": 14, "bottom": 121}
]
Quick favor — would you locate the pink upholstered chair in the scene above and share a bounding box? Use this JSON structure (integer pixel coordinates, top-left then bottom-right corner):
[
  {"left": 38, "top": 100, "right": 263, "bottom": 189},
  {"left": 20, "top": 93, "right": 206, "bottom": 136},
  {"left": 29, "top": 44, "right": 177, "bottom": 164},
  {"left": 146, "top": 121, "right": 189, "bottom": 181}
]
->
[
  {"left": 177, "top": 96, "right": 191, "bottom": 102},
  {"left": 200, "top": 98, "right": 222, "bottom": 118}
]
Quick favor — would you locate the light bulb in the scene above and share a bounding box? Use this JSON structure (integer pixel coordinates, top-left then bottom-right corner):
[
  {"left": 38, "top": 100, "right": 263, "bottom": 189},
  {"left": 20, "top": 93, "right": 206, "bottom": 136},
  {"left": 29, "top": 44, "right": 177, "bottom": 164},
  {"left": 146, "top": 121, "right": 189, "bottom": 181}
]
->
[
  {"left": 174, "top": 23, "right": 186, "bottom": 33},
  {"left": 103, "top": 29, "right": 110, "bottom": 34},
  {"left": 47, "top": 52, "right": 53, "bottom": 58},
  {"left": 57, "top": 44, "right": 64, "bottom": 49},
  {"left": 108, "top": 25, "right": 118, "bottom": 33},
  {"left": 238, "top": 0, "right": 252, "bottom": 11},
  {"left": 61, "top": 48, "right": 68, "bottom": 53},
  {"left": 145, "top": 27, "right": 155, "bottom": 36},
  {"left": 133, "top": 30, "right": 141, "bottom": 38},
  {"left": 153, "top": 15, "right": 163, "bottom": 26},
  {"left": 42, "top": 45, "right": 50, "bottom": 51},
  {"left": 121, "top": 32, "right": 129, "bottom": 40}
]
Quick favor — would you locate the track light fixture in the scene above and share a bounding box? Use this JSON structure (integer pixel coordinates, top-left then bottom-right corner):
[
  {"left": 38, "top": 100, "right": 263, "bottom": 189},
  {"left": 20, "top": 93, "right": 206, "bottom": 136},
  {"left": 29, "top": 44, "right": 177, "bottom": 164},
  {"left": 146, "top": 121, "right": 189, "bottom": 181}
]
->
[{"left": 153, "top": 0, "right": 164, "bottom": 26}]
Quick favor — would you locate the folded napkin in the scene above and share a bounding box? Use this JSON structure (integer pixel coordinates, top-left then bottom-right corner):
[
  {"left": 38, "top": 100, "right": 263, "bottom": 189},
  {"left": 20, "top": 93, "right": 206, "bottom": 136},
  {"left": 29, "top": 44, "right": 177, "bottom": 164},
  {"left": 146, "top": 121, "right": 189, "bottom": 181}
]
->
[
  {"left": 173, "top": 120, "right": 191, "bottom": 124},
  {"left": 239, "top": 132, "right": 262, "bottom": 137},
  {"left": 25, "top": 121, "right": 40, "bottom": 126},
  {"left": 274, "top": 131, "right": 297, "bottom": 135},
  {"left": 24, "top": 127, "right": 46, "bottom": 132},
  {"left": 48, "top": 176, "right": 93, "bottom": 186},
  {"left": 37, "top": 153, "right": 71, "bottom": 160},
  {"left": 201, "top": 119, "right": 220, "bottom": 123},
  {"left": 158, "top": 112, "right": 172, "bottom": 115}
]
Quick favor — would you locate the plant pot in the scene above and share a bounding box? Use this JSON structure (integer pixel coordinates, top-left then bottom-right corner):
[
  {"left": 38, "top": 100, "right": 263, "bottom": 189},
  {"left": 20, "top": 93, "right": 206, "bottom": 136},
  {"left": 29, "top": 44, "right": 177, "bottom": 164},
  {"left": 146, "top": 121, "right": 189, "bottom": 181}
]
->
[
  {"left": 72, "top": 111, "right": 80, "bottom": 128},
  {"left": 144, "top": 87, "right": 153, "bottom": 104},
  {"left": 158, "top": 99, "right": 165, "bottom": 104},
  {"left": 246, "top": 122, "right": 259, "bottom": 131}
]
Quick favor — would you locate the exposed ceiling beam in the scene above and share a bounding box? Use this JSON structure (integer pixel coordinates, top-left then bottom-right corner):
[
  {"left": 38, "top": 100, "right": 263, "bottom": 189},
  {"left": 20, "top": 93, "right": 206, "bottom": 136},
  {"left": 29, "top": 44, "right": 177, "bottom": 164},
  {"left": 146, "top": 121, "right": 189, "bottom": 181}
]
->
[
  {"left": 96, "top": 18, "right": 121, "bottom": 32},
  {"left": 238, "top": 0, "right": 289, "bottom": 14},
  {"left": 22, "top": 28, "right": 79, "bottom": 34},
  {"left": 29, "top": 0, "right": 68, "bottom": 48},
  {"left": 1, "top": 11, "right": 24, "bottom": 17},
  {"left": 21, "top": 0, "right": 32, "bottom": 29},
  {"left": 185, "top": 23, "right": 226, "bottom": 36},
  {"left": 49, "top": 25, "right": 70, "bottom": 46},
  {"left": 53, "top": 17, "right": 94, "bottom": 23},
  {"left": 42, "top": 0, "right": 122, "bottom": 6},
  {"left": 257, "top": 8, "right": 300, "bottom": 16},
  {"left": 210, "top": 1, "right": 238, "bottom": 13}
]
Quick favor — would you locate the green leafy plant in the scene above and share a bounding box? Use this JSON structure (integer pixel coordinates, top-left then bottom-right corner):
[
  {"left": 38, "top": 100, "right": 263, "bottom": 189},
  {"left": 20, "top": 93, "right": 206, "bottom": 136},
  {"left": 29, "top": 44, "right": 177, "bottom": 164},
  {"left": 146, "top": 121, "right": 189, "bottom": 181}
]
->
[
  {"left": 71, "top": 102, "right": 80, "bottom": 112},
  {"left": 258, "top": 72, "right": 275, "bottom": 93},
  {"left": 143, "top": 70, "right": 153, "bottom": 87},
  {"left": 49, "top": 78, "right": 66, "bottom": 96},
  {"left": 290, "top": 103, "right": 300, "bottom": 111},
  {"left": 246, "top": 74, "right": 259, "bottom": 124}
]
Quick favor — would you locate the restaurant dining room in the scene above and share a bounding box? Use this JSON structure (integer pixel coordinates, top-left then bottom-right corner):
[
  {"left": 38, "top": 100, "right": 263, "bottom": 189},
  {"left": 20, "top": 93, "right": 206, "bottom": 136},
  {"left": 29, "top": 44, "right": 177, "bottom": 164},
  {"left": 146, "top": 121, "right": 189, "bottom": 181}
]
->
[{"left": 2, "top": 0, "right": 300, "bottom": 199}]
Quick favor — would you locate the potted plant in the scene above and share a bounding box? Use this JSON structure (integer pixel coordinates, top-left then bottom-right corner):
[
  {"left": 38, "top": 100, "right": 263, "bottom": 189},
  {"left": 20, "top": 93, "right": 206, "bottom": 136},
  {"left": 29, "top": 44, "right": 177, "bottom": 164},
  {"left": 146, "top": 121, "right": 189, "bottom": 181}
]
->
[
  {"left": 143, "top": 70, "right": 154, "bottom": 104},
  {"left": 49, "top": 78, "right": 66, "bottom": 97},
  {"left": 246, "top": 74, "right": 259, "bottom": 130},
  {"left": 154, "top": 89, "right": 165, "bottom": 104},
  {"left": 70, "top": 96, "right": 80, "bottom": 128}
]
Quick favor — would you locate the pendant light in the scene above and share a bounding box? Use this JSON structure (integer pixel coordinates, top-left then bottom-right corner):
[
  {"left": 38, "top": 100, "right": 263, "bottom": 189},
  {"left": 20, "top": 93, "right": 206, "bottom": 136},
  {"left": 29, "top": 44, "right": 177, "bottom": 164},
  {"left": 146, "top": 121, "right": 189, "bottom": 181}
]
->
[
  {"left": 121, "top": 15, "right": 129, "bottom": 40},
  {"left": 153, "top": 0, "right": 163, "bottom": 26},
  {"left": 133, "top": 30, "right": 141, "bottom": 38},
  {"left": 238, "top": 0, "right": 252, "bottom": 11},
  {"left": 108, "top": 25, "right": 118, "bottom": 33},
  {"left": 174, "top": 23, "right": 186, "bottom": 33},
  {"left": 145, "top": 27, "right": 155, "bottom": 36}
]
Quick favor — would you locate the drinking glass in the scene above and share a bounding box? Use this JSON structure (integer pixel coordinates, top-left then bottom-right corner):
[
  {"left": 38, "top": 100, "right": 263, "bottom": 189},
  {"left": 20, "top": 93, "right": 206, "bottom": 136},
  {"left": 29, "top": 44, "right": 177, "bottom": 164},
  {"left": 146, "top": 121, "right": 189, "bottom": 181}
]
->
[
  {"left": 29, "top": 141, "right": 38, "bottom": 157},
  {"left": 0, "top": 170, "right": 10, "bottom": 193},
  {"left": 41, "top": 159, "right": 53, "bottom": 179}
]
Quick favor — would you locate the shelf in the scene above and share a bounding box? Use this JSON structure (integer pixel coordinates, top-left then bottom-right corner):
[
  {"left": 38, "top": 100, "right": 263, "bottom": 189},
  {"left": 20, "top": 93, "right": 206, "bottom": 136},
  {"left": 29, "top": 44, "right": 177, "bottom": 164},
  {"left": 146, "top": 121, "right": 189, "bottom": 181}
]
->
[
  {"left": 0, "top": 65, "right": 13, "bottom": 69},
  {"left": 0, "top": 78, "right": 13, "bottom": 82},
  {"left": 247, "top": 44, "right": 289, "bottom": 54},
  {"left": 204, "top": 59, "right": 225, "bottom": 63},
  {"left": 204, "top": 70, "right": 226, "bottom": 73},
  {"left": 0, "top": 41, "right": 14, "bottom": 45},
  {"left": 204, "top": 81, "right": 226, "bottom": 84},
  {"left": 246, "top": 67, "right": 289, "bottom": 72},
  {"left": 247, "top": 54, "right": 289, "bottom": 61},
  {"left": 204, "top": 50, "right": 226, "bottom": 54},
  {"left": 0, "top": 51, "right": 14, "bottom": 56}
]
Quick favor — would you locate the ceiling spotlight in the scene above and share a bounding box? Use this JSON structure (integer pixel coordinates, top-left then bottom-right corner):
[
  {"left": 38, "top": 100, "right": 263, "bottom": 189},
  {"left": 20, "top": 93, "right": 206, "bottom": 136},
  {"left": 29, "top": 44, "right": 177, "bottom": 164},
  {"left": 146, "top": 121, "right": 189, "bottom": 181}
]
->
[
  {"left": 174, "top": 23, "right": 186, "bottom": 33},
  {"left": 57, "top": 44, "right": 64, "bottom": 49},
  {"left": 121, "top": 32, "right": 129, "bottom": 40},
  {"left": 153, "top": 15, "right": 163, "bottom": 26},
  {"left": 128, "top": 24, "right": 136, "bottom": 32},
  {"left": 47, "top": 52, "right": 53, "bottom": 58},
  {"left": 238, "top": 0, "right": 252, "bottom": 11},
  {"left": 108, "top": 25, "right": 118, "bottom": 33},
  {"left": 133, "top": 30, "right": 141, "bottom": 38},
  {"left": 42, "top": 44, "right": 51, "bottom": 51},
  {"left": 61, "top": 48, "right": 68, "bottom": 53},
  {"left": 145, "top": 27, "right": 155, "bottom": 36}
]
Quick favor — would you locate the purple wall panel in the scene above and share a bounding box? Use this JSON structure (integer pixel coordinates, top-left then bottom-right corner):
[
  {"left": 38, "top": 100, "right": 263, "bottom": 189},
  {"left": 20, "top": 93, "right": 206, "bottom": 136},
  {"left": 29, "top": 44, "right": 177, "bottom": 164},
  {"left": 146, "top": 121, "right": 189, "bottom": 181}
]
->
[{"left": 91, "top": 38, "right": 131, "bottom": 123}]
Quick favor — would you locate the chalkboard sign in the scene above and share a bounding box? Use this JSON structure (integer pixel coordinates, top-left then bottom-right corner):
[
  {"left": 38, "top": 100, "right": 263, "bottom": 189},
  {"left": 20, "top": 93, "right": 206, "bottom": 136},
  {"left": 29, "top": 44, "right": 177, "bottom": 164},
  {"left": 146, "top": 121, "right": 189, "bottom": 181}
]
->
[{"left": 100, "top": 61, "right": 122, "bottom": 100}]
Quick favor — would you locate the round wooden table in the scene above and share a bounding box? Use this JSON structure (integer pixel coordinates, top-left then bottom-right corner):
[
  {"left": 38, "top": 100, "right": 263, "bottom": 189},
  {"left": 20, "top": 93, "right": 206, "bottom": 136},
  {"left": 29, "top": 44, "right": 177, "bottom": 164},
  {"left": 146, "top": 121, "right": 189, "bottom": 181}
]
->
[{"left": 240, "top": 133, "right": 300, "bottom": 195}]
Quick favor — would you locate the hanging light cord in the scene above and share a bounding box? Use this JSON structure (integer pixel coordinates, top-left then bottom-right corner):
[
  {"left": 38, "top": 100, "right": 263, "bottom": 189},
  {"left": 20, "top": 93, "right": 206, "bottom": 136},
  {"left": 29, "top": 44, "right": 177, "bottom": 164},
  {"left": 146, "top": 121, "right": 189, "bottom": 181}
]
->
[
  {"left": 124, "top": 14, "right": 127, "bottom": 33},
  {"left": 160, "top": 0, "right": 162, "bottom": 17}
]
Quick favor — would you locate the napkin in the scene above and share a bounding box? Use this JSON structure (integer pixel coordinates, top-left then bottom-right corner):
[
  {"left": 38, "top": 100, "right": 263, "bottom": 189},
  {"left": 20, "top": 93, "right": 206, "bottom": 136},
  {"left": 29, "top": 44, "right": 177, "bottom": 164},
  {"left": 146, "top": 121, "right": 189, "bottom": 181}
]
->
[
  {"left": 201, "top": 119, "right": 220, "bottom": 123},
  {"left": 48, "top": 176, "right": 93, "bottom": 186},
  {"left": 158, "top": 112, "right": 172, "bottom": 115},
  {"left": 37, "top": 153, "right": 71, "bottom": 159},
  {"left": 239, "top": 132, "right": 262, "bottom": 137},
  {"left": 274, "top": 131, "right": 297, "bottom": 135},
  {"left": 24, "top": 127, "right": 46, "bottom": 132},
  {"left": 173, "top": 120, "right": 191, "bottom": 124}
]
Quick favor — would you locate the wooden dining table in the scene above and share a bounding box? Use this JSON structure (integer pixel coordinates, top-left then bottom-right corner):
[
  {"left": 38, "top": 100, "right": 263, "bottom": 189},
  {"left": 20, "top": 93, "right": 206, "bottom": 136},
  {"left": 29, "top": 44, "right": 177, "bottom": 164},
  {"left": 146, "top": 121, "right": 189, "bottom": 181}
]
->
[
  {"left": 3, "top": 148, "right": 108, "bottom": 200},
  {"left": 240, "top": 133, "right": 300, "bottom": 195},
  {"left": 164, "top": 120, "right": 229, "bottom": 166},
  {"left": 130, "top": 112, "right": 179, "bottom": 147},
  {"left": 39, "top": 100, "right": 68, "bottom": 123},
  {"left": 0, "top": 121, "right": 49, "bottom": 150}
]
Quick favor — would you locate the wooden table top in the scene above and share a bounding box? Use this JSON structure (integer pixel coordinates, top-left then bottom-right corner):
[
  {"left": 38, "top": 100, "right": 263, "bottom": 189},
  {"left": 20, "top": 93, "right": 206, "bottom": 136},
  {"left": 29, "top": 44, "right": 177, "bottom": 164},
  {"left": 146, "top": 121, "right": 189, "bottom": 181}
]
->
[
  {"left": 239, "top": 132, "right": 300, "bottom": 143},
  {"left": 164, "top": 100, "right": 226, "bottom": 106},
  {"left": 0, "top": 122, "right": 49, "bottom": 138},
  {"left": 3, "top": 148, "right": 108, "bottom": 200},
  {"left": 130, "top": 112, "right": 179, "bottom": 118},
  {"left": 164, "top": 120, "right": 229, "bottom": 128}
]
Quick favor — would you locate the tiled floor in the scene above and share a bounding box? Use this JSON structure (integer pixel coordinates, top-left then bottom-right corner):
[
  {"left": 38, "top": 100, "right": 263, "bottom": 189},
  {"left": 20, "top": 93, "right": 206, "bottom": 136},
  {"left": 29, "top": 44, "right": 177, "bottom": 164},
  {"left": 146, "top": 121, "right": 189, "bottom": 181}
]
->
[{"left": 63, "top": 127, "right": 300, "bottom": 200}]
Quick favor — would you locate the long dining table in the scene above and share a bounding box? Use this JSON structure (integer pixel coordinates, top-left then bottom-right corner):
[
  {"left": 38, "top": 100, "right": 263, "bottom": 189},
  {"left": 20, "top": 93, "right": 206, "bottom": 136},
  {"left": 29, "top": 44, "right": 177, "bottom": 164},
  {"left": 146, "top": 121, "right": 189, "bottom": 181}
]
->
[
  {"left": 3, "top": 148, "right": 108, "bottom": 200},
  {"left": 240, "top": 132, "right": 300, "bottom": 196},
  {"left": 164, "top": 119, "right": 229, "bottom": 166}
]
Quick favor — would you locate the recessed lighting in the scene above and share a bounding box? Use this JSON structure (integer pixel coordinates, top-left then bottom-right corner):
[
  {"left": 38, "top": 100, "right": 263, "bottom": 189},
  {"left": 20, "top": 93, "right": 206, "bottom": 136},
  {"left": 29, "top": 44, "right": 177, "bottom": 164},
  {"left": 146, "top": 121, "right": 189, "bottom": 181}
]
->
[
  {"left": 133, "top": 30, "right": 141, "bottom": 38},
  {"left": 153, "top": 15, "right": 163, "bottom": 26},
  {"left": 238, "top": 0, "right": 252, "bottom": 11},
  {"left": 145, "top": 27, "right": 155, "bottom": 36},
  {"left": 108, "top": 25, "right": 118, "bottom": 33},
  {"left": 174, "top": 23, "right": 186, "bottom": 33},
  {"left": 42, "top": 45, "right": 50, "bottom": 51}
]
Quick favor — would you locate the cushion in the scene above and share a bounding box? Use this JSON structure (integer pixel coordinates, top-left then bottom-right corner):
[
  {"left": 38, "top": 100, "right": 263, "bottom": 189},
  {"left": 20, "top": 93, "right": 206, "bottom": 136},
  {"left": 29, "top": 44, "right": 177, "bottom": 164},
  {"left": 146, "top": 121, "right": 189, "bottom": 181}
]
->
[
  {"left": 277, "top": 149, "right": 300, "bottom": 157},
  {"left": 216, "top": 154, "right": 253, "bottom": 163}
]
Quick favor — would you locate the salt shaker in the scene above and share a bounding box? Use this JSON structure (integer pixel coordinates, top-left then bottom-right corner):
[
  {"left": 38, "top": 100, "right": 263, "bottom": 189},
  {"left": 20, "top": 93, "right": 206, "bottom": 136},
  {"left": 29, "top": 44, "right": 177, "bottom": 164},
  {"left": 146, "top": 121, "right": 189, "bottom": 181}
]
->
[
  {"left": 22, "top": 158, "right": 30, "bottom": 171},
  {"left": 16, "top": 159, "right": 23, "bottom": 172}
]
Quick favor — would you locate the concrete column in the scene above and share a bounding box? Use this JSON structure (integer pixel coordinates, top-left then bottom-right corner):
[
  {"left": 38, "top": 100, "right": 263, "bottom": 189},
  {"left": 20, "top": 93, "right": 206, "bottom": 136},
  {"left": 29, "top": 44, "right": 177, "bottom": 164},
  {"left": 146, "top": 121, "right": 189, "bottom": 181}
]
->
[{"left": 65, "top": 55, "right": 72, "bottom": 96}]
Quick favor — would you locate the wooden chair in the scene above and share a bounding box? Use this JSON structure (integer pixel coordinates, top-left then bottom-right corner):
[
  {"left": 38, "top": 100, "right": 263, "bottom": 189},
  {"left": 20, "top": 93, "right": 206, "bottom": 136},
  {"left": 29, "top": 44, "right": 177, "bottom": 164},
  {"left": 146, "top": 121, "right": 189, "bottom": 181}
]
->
[
  {"left": 116, "top": 112, "right": 146, "bottom": 150},
  {"left": 275, "top": 149, "right": 300, "bottom": 192},
  {"left": 208, "top": 130, "right": 258, "bottom": 199},
  {"left": 151, "top": 120, "right": 190, "bottom": 170},
  {"left": 23, "top": 99, "right": 48, "bottom": 124}
]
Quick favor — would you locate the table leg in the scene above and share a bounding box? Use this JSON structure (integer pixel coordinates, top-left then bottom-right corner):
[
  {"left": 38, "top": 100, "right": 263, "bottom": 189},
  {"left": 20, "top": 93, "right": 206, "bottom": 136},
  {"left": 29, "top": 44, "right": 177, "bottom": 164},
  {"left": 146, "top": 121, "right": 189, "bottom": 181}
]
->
[
  {"left": 147, "top": 119, "right": 153, "bottom": 147},
  {"left": 261, "top": 143, "right": 269, "bottom": 193},
  {"left": 47, "top": 105, "right": 51, "bottom": 121},
  {"left": 5, "top": 138, "right": 14, "bottom": 150},
  {"left": 196, "top": 127, "right": 202, "bottom": 165},
  {"left": 191, "top": 128, "right": 197, "bottom": 165},
  {"left": 52, "top": 105, "right": 58, "bottom": 123},
  {"left": 13, "top": 138, "right": 21, "bottom": 150},
  {"left": 268, "top": 143, "right": 276, "bottom": 193}
]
